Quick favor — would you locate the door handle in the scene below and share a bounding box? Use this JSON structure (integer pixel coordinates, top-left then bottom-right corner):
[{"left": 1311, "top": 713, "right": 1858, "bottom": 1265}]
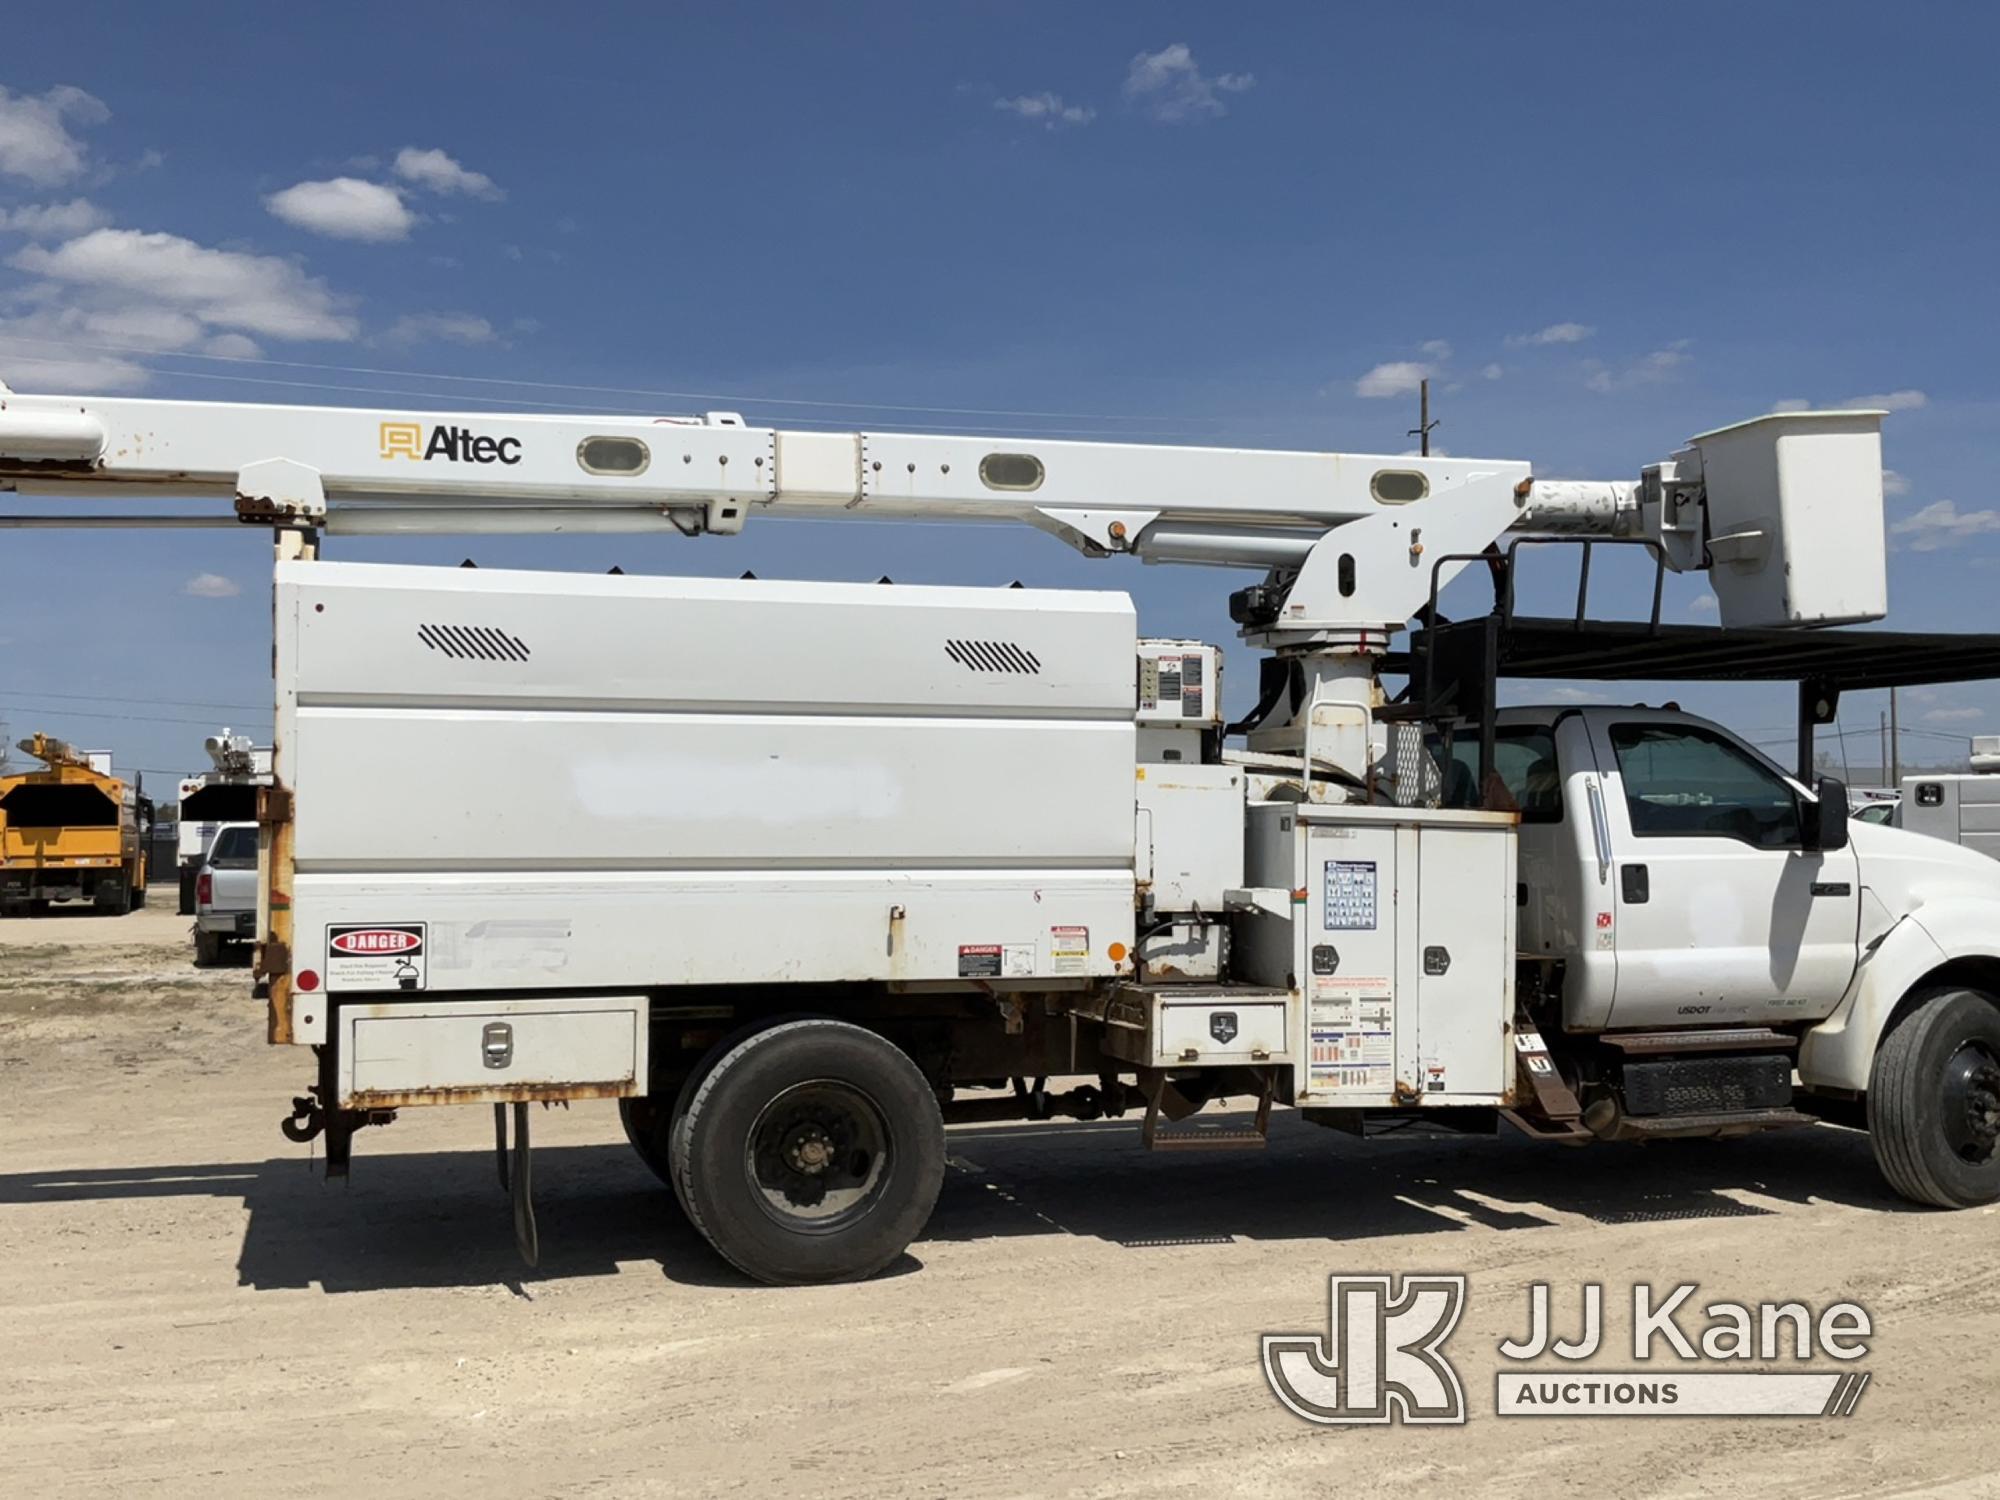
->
[
  {"left": 1585, "top": 777, "right": 1612, "bottom": 885},
  {"left": 1621, "top": 864, "right": 1650, "bottom": 904}
]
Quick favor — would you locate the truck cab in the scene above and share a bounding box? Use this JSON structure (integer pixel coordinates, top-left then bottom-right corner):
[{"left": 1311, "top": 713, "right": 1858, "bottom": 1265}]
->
[{"left": 1443, "top": 704, "right": 2000, "bottom": 1082}]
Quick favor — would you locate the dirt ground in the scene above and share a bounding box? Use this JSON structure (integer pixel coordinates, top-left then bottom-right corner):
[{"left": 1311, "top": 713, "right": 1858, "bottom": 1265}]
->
[{"left": 2, "top": 910, "right": 1996, "bottom": 1499}]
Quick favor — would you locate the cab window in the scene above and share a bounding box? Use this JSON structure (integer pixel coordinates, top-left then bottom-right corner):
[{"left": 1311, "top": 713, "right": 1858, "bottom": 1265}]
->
[
  {"left": 1438, "top": 727, "right": 1563, "bottom": 823},
  {"left": 1608, "top": 722, "right": 1800, "bottom": 848},
  {"left": 208, "top": 826, "right": 259, "bottom": 868}
]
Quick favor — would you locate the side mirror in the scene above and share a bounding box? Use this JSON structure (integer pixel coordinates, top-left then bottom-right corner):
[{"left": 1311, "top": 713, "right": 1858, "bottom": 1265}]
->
[{"left": 1805, "top": 776, "right": 1849, "bottom": 852}]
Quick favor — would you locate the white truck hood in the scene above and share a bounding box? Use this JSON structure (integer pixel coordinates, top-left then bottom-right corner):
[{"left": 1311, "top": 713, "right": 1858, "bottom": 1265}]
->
[{"left": 1850, "top": 819, "right": 2000, "bottom": 927}]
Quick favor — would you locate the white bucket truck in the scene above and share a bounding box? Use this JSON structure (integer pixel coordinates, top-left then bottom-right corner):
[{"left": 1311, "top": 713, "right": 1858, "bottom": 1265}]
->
[{"left": 5, "top": 389, "right": 1999, "bottom": 1284}]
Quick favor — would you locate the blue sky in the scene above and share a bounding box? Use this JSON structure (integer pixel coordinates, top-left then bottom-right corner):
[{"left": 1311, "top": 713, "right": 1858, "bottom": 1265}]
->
[{"left": 1, "top": 3, "right": 1995, "bottom": 786}]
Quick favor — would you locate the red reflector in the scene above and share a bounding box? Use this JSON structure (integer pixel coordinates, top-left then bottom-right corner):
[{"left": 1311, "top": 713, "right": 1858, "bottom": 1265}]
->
[{"left": 296, "top": 969, "right": 320, "bottom": 992}]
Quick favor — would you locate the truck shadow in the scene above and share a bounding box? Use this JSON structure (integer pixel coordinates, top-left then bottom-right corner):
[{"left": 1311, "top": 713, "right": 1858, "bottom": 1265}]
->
[{"left": 0, "top": 1113, "right": 1917, "bottom": 1295}]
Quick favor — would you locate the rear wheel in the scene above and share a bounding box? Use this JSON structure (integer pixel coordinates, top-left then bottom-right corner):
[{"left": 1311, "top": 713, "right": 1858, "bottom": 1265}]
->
[
  {"left": 676, "top": 1019, "right": 944, "bottom": 1285},
  {"left": 193, "top": 928, "right": 224, "bottom": 967},
  {"left": 1869, "top": 987, "right": 2000, "bottom": 1208}
]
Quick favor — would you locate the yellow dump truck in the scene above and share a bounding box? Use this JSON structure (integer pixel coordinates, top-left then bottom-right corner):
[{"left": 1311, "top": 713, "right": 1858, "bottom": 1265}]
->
[{"left": 0, "top": 734, "right": 151, "bottom": 914}]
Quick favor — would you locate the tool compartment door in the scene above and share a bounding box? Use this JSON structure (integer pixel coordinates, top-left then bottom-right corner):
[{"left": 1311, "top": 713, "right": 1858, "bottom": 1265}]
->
[
  {"left": 1414, "top": 822, "right": 1516, "bottom": 1099},
  {"left": 337, "top": 995, "right": 649, "bottom": 1108}
]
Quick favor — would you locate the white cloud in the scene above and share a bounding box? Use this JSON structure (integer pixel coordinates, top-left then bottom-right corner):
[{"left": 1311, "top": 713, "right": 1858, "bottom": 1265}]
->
[
  {"left": 993, "top": 93, "right": 1095, "bottom": 128},
  {"left": 1882, "top": 469, "right": 1910, "bottom": 497},
  {"left": 1508, "top": 321, "right": 1594, "bottom": 347},
  {"left": 1925, "top": 707, "right": 1982, "bottom": 724},
  {"left": 0, "top": 84, "right": 108, "bottom": 185},
  {"left": 1123, "top": 43, "right": 1253, "bottom": 123},
  {"left": 0, "top": 321, "right": 149, "bottom": 390},
  {"left": 393, "top": 147, "right": 503, "bottom": 200},
  {"left": 1419, "top": 339, "right": 1453, "bottom": 360},
  {"left": 204, "top": 332, "right": 262, "bottom": 358},
  {"left": 1769, "top": 392, "right": 1927, "bottom": 415},
  {"left": 1354, "top": 360, "right": 1432, "bottom": 399},
  {"left": 1584, "top": 344, "right": 1690, "bottom": 393},
  {"left": 1547, "top": 686, "right": 1608, "bottom": 704},
  {"left": 0, "top": 197, "right": 108, "bottom": 238},
  {"left": 1688, "top": 592, "right": 1718, "bottom": 615},
  {"left": 1889, "top": 499, "right": 2000, "bottom": 552},
  {"left": 1480, "top": 362, "right": 1504, "bottom": 381},
  {"left": 78, "top": 304, "right": 205, "bottom": 348},
  {"left": 265, "top": 177, "right": 414, "bottom": 242},
  {"left": 385, "top": 312, "right": 501, "bottom": 346},
  {"left": 12, "top": 228, "right": 357, "bottom": 341},
  {"left": 183, "top": 572, "right": 241, "bottom": 598},
  {"left": 1848, "top": 388, "right": 1927, "bottom": 412}
]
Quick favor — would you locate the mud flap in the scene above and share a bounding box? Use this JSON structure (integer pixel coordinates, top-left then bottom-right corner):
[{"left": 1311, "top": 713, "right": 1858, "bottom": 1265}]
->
[{"left": 494, "top": 1102, "right": 540, "bottom": 1268}]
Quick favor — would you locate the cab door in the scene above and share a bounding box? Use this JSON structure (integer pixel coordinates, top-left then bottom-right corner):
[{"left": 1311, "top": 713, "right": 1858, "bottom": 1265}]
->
[{"left": 1581, "top": 711, "right": 1860, "bottom": 1028}]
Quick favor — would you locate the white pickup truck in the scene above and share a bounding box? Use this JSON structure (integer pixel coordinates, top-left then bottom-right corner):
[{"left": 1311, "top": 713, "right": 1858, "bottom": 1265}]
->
[{"left": 192, "top": 822, "right": 258, "bottom": 966}]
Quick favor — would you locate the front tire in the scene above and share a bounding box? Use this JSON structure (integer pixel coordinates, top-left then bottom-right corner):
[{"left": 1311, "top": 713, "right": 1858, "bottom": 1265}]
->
[
  {"left": 1869, "top": 987, "right": 2000, "bottom": 1207},
  {"left": 676, "top": 1018, "right": 944, "bottom": 1285}
]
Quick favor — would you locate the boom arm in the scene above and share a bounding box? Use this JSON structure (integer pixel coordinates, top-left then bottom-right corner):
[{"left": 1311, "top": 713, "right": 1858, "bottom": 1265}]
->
[{"left": 0, "top": 389, "right": 1888, "bottom": 636}]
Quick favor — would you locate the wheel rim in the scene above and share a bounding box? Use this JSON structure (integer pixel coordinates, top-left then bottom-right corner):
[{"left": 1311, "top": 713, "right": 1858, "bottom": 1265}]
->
[
  {"left": 745, "top": 1079, "right": 891, "bottom": 1234},
  {"left": 1940, "top": 1042, "right": 2000, "bottom": 1164}
]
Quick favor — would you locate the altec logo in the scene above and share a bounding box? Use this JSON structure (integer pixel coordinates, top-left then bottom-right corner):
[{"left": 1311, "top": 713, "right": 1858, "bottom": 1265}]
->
[
  {"left": 380, "top": 421, "right": 522, "bottom": 465},
  {"left": 329, "top": 928, "right": 423, "bottom": 955}
]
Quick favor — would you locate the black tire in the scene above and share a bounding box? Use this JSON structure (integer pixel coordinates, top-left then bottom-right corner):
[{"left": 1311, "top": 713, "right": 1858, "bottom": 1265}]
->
[
  {"left": 618, "top": 1094, "right": 675, "bottom": 1186},
  {"left": 193, "top": 928, "right": 224, "bottom": 967},
  {"left": 620, "top": 1017, "right": 788, "bottom": 1210},
  {"left": 1869, "top": 987, "right": 2000, "bottom": 1208},
  {"left": 676, "top": 1018, "right": 944, "bottom": 1285},
  {"left": 129, "top": 882, "right": 146, "bottom": 911}
]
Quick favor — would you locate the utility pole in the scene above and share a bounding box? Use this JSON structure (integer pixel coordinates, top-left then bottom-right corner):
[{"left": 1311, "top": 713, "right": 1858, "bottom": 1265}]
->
[
  {"left": 1880, "top": 710, "right": 1888, "bottom": 785},
  {"left": 1408, "top": 379, "right": 1439, "bottom": 457},
  {"left": 1889, "top": 687, "right": 1901, "bottom": 786}
]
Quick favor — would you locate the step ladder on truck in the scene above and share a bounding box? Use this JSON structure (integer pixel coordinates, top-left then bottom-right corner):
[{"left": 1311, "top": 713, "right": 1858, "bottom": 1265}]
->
[{"left": 7, "top": 383, "right": 2000, "bottom": 1283}]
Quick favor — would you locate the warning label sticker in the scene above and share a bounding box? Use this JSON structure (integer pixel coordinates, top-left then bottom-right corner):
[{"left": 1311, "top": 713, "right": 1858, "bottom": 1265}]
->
[
  {"left": 959, "top": 944, "right": 1003, "bottom": 978},
  {"left": 1050, "top": 925, "right": 1089, "bottom": 975},
  {"left": 1306, "top": 1013, "right": 1393, "bottom": 1094},
  {"left": 326, "top": 923, "right": 427, "bottom": 993},
  {"left": 1323, "top": 860, "right": 1378, "bottom": 931},
  {"left": 958, "top": 944, "right": 1036, "bottom": 978}
]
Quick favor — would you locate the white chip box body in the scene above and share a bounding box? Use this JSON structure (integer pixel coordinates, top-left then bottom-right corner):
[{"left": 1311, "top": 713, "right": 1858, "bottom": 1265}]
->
[
  {"left": 1238, "top": 802, "right": 1518, "bottom": 1106},
  {"left": 274, "top": 562, "right": 1139, "bottom": 1042}
]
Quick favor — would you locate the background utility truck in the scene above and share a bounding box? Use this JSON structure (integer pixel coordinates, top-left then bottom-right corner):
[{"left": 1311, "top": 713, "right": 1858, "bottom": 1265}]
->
[
  {"left": 6, "top": 388, "right": 2000, "bottom": 1285},
  {"left": 174, "top": 731, "right": 272, "bottom": 914},
  {"left": 0, "top": 733, "right": 150, "bottom": 914}
]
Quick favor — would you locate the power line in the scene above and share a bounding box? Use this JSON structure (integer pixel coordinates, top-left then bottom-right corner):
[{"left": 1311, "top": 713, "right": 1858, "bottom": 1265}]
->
[
  {"left": 0, "top": 333, "right": 1233, "bottom": 428},
  {"left": 0, "top": 702, "right": 270, "bottom": 728},
  {"left": 0, "top": 685, "right": 269, "bottom": 714}
]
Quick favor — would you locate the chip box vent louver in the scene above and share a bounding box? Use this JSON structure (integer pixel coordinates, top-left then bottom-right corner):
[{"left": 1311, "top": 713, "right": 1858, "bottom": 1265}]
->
[
  {"left": 945, "top": 639, "right": 1041, "bottom": 674},
  {"left": 418, "top": 624, "right": 532, "bottom": 662}
]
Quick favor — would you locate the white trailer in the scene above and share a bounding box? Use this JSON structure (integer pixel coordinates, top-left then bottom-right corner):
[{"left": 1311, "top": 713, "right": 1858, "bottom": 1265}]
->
[{"left": 6, "top": 388, "right": 2000, "bottom": 1284}]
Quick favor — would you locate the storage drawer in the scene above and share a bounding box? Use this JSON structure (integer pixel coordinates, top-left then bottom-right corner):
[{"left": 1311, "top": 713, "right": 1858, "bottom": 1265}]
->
[
  {"left": 337, "top": 995, "right": 649, "bottom": 1108},
  {"left": 1156, "top": 997, "right": 1290, "bottom": 1066}
]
